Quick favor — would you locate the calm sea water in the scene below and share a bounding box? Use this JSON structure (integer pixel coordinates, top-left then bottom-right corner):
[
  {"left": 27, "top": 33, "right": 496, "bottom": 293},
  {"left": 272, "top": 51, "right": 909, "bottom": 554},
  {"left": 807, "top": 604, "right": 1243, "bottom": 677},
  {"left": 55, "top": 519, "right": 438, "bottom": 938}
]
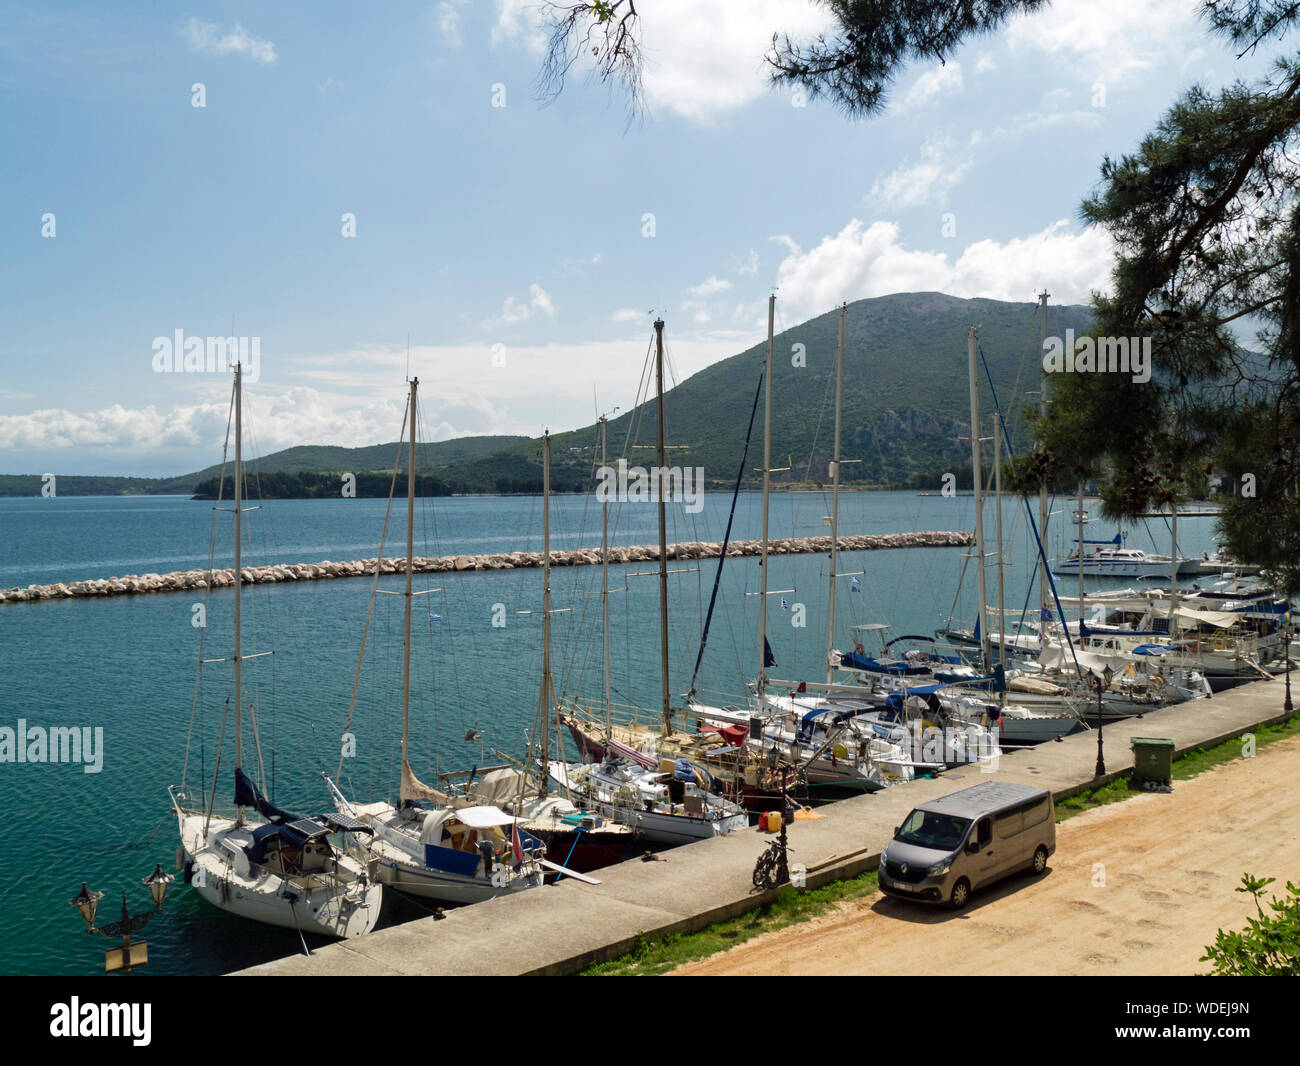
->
[{"left": 0, "top": 491, "right": 1222, "bottom": 975}]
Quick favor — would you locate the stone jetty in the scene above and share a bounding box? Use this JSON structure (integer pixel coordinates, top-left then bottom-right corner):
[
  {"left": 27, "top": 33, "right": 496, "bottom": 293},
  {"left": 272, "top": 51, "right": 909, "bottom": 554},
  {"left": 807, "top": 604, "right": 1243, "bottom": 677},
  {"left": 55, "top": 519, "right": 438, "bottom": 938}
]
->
[{"left": 0, "top": 531, "right": 972, "bottom": 605}]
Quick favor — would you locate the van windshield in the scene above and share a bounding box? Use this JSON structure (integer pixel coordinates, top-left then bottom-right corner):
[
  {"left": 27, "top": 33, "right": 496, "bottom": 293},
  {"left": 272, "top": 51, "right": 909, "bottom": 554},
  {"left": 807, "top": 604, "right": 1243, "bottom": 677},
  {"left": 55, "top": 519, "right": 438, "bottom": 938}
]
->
[{"left": 896, "top": 809, "right": 971, "bottom": 852}]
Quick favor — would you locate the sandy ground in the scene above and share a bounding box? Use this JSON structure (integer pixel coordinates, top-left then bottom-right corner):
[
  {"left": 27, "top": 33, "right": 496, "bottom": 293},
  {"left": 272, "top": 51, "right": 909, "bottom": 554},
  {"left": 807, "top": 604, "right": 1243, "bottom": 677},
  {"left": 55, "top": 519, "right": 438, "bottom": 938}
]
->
[{"left": 674, "top": 733, "right": 1300, "bottom": 976}]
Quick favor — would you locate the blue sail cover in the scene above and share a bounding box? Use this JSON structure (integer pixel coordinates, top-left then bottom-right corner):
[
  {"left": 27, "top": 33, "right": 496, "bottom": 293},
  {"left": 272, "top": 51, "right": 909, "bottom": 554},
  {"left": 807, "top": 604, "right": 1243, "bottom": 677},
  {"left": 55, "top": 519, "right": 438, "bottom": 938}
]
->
[
  {"left": 838, "top": 651, "right": 931, "bottom": 675},
  {"left": 234, "top": 767, "right": 302, "bottom": 825}
]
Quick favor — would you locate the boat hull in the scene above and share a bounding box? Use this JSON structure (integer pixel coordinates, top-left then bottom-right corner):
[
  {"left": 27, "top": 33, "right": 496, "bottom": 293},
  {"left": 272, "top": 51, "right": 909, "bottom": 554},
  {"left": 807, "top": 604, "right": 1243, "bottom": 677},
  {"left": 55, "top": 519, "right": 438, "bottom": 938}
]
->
[{"left": 177, "top": 810, "right": 381, "bottom": 940}]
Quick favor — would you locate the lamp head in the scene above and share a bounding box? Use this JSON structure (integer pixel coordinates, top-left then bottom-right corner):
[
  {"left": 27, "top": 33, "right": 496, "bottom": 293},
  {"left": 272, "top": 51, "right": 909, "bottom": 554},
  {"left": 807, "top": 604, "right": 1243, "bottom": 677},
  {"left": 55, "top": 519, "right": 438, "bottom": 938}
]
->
[
  {"left": 143, "top": 863, "right": 175, "bottom": 910},
  {"left": 69, "top": 882, "right": 104, "bottom": 931}
]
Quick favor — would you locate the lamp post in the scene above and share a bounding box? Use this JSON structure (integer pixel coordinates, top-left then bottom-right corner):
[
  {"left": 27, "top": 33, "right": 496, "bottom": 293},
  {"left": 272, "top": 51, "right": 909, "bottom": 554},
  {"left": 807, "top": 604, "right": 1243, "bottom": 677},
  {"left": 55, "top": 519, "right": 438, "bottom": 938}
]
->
[
  {"left": 1095, "top": 664, "right": 1112, "bottom": 778},
  {"left": 1285, "top": 618, "right": 1293, "bottom": 714},
  {"left": 69, "top": 863, "right": 174, "bottom": 975}
]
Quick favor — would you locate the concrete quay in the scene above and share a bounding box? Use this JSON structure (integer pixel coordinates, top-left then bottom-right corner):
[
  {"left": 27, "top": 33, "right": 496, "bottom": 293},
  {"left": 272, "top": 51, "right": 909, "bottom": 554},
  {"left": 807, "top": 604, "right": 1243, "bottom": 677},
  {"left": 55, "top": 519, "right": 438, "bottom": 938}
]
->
[{"left": 235, "top": 677, "right": 1293, "bottom": 976}]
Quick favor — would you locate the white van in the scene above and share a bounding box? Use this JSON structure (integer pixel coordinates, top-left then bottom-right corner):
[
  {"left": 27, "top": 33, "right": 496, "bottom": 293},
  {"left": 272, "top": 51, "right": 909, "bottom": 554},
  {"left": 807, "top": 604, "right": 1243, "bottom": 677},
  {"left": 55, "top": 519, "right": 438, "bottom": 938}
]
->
[{"left": 878, "top": 782, "right": 1055, "bottom": 909}]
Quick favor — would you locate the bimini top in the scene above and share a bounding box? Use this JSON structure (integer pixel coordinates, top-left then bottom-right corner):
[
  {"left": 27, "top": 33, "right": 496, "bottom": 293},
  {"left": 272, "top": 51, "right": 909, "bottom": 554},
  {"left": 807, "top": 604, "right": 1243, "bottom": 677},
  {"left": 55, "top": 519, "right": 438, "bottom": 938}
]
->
[
  {"left": 914, "top": 781, "right": 1048, "bottom": 819},
  {"left": 418, "top": 804, "right": 519, "bottom": 847}
]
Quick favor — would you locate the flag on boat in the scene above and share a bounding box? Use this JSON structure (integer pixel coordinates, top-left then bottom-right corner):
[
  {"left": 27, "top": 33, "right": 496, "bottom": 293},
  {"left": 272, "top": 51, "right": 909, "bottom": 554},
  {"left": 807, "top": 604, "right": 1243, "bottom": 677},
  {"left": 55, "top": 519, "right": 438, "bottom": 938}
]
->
[
  {"left": 1040, "top": 607, "right": 1051, "bottom": 622},
  {"left": 511, "top": 818, "right": 524, "bottom": 870},
  {"left": 780, "top": 598, "right": 789, "bottom": 611},
  {"left": 851, "top": 577, "right": 860, "bottom": 592}
]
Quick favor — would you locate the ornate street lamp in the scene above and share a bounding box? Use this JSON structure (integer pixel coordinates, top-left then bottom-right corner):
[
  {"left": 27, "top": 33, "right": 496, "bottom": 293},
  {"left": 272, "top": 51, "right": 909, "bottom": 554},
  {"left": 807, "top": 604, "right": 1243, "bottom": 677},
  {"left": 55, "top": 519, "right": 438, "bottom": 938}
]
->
[
  {"left": 1285, "top": 616, "right": 1293, "bottom": 715},
  {"left": 1095, "top": 664, "right": 1113, "bottom": 778},
  {"left": 69, "top": 863, "right": 174, "bottom": 975}
]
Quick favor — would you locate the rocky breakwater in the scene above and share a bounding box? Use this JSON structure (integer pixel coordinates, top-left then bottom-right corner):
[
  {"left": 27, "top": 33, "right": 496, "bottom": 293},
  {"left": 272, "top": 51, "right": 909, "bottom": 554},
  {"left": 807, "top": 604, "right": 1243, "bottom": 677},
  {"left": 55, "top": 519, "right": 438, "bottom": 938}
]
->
[{"left": 0, "top": 531, "right": 973, "bottom": 605}]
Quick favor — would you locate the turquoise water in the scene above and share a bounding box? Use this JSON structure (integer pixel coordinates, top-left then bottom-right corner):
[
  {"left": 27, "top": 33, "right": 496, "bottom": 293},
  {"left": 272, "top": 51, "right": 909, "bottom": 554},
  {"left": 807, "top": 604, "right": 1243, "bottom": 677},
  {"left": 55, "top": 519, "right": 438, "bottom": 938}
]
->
[{"left": 0, "top": 491, "right": 1222, "bottom": 975}]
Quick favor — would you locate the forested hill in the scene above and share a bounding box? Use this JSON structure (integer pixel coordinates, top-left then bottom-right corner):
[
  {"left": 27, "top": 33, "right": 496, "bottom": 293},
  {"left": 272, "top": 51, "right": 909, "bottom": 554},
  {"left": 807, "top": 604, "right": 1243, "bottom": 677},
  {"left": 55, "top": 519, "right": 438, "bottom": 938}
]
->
[
  {"left": 3, "top": 293, "right": 1093, "bottom": 497},
  {"left": 503, "top": 291, "right": 1094, "bottom": 489}
]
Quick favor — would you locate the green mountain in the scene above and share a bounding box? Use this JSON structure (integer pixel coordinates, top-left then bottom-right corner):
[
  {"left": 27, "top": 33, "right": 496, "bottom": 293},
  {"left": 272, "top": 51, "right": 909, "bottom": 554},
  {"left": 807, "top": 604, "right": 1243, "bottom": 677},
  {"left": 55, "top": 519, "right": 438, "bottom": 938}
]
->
[
  {"left": 499, "top": 291, "right": 1093, "bottom": 489},
  {"left": 3, "top": 293, "right": 1093, "bottom": 497},
  {"left": 171, "top": 435, "right": 529, "bottom": 492}
]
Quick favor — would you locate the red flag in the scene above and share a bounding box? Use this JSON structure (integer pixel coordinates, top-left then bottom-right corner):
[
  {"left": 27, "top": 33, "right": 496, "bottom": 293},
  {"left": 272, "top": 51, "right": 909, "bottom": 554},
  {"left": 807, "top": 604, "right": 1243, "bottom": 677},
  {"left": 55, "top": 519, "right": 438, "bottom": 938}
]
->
[{"left": 512, "top": 819, "right": 524, "bottom": 869}]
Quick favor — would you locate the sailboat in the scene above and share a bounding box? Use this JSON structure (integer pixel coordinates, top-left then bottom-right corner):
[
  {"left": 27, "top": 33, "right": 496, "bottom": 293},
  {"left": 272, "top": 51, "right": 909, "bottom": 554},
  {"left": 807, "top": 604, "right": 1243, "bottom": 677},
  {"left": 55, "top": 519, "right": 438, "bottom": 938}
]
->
[
  {"left": 552, "top": 318, "right": 748, "bottom": 844},
  {"left": 171, "top": 362, "right": 382, "bottom": 940},
  {"left": 326, "top": 377, "right": 548, "bottom": 905}
]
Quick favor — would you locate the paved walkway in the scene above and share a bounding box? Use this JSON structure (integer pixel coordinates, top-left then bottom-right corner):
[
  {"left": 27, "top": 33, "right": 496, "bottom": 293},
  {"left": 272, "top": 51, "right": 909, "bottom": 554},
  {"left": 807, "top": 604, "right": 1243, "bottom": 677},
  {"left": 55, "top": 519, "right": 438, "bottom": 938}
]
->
[{"left": 236, "top": 677, "right": 1293, "bottom": 975}]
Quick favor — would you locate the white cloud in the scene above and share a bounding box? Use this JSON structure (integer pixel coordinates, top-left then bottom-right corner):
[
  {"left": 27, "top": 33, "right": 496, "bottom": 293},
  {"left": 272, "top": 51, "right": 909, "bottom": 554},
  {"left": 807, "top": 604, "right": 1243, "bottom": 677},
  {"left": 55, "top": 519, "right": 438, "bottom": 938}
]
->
[
  {"left": 974, "top": 52, "right": 998, "bottom": 75},
  {"left": 486, "top": 283, "right": 556, "bottom": 328},
  {"left": 897, "top": 61, "right": 963, "bottom": 111},
  {"left": 690, "top": 275, "right": 732, "bottom": 297},
  {"left": 1015, "top": 108, "right": 1104, "bottom": 133},
  {"left": 183, "top": 19, "right": 277, "bottom": 65},
  {"left": 436, "top": 2, "right": 466, "bottom": 47},
  {"left": 769, "top": 234, "right": 801, "bottom": 256},
  {"left": 528, "top": 283, "right": 555, "bottom": 317},
  {"left": 638, "top": 0, "right": 833, "bottom": 123},
  {"left": 491, "top": 0, "right": 546, "bottom": 54},
  {"left": 1006, "top": 0, "right": 1201, "bottom": 81},
  {"left": 868, "top": 138, "right": 970, "bottom": 210},
  {"left": 734, "top": 249, "right": 759, "bottom": 276},
  {"left": 612, "top": 308, "right": 645, "bottom": 323},
  {"left": 774, "top": 218, "right": 1114, "bottom": 320}
]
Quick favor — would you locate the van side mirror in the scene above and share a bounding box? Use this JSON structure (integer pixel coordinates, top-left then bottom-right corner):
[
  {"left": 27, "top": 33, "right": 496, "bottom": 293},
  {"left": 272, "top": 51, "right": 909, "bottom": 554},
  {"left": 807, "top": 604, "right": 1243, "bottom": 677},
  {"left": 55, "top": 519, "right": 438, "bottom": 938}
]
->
[{"left": 893, "top": 827, "right": 900, "bottom": 837}]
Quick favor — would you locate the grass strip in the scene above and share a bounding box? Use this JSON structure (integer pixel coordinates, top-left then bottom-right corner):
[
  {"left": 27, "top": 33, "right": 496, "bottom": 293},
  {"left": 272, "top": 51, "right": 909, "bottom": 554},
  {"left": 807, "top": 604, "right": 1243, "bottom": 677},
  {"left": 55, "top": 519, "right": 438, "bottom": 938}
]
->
[{"left": 585, "top": 710, "right": 1300, "bottom": 976}]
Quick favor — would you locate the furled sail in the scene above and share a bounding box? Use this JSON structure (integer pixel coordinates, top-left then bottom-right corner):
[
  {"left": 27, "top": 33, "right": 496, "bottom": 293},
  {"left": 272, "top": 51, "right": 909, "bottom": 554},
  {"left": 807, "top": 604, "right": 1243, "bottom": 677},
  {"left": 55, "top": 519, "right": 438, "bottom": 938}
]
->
[{"left": 400, "top": 757, "right": 451, "bottom": 805}]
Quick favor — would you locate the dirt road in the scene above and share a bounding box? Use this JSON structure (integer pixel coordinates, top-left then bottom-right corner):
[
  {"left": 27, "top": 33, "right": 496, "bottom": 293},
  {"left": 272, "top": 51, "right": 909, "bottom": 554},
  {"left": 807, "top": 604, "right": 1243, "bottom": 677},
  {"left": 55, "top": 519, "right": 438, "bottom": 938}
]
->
[{"left": 674, "top": 733, "right": 1300, "bottom": 976}]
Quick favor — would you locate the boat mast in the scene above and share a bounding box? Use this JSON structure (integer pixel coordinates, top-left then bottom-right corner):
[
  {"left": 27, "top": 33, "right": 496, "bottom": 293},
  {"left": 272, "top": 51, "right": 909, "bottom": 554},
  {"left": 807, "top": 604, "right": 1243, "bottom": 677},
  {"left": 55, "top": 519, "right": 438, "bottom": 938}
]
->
[
  {"left": 1077, "top": 480, "right": 1086, "bottom": 630},
  {"left": 234, "top": 361, "right": 244, "bottom": 820},
  {"left": 758, "top": 295, "right": 775, "bottom": 707},
  {"left": 1038, "top": 291, "right": 1050, "bottom": 629},
  {"left": 400, "top": 378, "right": 417, "bottom": 791},
  {"left": 826, "top": 303, "right": 845, "bottom": 685},
  {"left": 995, "top": 409, "right": 1005, "bottom": 676},
  {"left": 968, "top": 326, "right": 991, "bottom": 672},
  {"left": 599, "top": 416, "right": 611, "bottom": 730},
  {"left": 1169, "top": 510, "right": 1179, "bottom": 625},
  {"left": 654, "top": 319, "right": 671, "bottom": 736},
  {"left": 538, "top": 430, "right": 553, "bottom": 795}
]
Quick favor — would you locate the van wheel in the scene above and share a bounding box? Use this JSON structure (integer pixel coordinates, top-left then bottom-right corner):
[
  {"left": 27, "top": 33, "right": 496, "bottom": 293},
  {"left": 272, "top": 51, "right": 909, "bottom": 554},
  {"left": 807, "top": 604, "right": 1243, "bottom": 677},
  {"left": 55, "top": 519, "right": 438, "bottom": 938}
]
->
[
  {"left": 949, "top": 878, "right": 971, "bottom": 910},
  {"left": 1032, "top": 846, "right": 1049, "bottom": 875}
]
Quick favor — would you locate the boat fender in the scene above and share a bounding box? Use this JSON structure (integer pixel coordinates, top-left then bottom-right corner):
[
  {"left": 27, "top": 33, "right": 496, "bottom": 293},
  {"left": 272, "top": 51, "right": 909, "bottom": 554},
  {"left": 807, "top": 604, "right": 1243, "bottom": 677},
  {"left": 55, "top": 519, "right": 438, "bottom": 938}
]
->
[{"left": 1150, "top": 674, "right": 1165, "bottom": 689}]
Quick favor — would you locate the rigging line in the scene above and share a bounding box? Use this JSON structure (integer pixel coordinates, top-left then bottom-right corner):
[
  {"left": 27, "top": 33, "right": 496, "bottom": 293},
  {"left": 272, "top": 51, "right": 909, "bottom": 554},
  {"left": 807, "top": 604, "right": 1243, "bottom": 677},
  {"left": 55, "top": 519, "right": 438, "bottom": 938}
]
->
[
  {"left": 978, "top": 340, "right": 1083, "bottom": 678},
  {"left": 335, "top": 400, "right": 409, "bottom": 782},
  {"left": 241, "top": 408, "right": 271, "bottom": 795},
  {"left": 203, "top": 696, "right": 232, "bottom": 837},
  {"left": 557, "top": 422, "right": 608, "bottom": 702},
  {"left": 183, "top": 378, "right": 235, "bottom": 789},
  {"left": 690, "top": 365, "right": 765, "bottom": 698}
]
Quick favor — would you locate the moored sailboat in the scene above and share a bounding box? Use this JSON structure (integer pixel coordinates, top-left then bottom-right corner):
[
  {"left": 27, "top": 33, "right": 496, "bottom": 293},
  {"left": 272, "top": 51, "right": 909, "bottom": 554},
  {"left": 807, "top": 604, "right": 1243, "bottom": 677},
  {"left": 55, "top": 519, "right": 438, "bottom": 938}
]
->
[{"left": 171, "top": 362, "right": 382, "bottom": 941}]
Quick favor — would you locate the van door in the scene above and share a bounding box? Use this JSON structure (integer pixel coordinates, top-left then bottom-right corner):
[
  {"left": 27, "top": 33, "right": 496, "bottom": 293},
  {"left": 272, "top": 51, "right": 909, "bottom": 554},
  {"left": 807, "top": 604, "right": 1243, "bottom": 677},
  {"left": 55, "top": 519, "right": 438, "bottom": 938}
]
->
[
  {"left": 969, "top": 816, "right": 997, "bottom": 888},
  {"left": 994, "top": 807, "right": 1027, "bottom": 876}
]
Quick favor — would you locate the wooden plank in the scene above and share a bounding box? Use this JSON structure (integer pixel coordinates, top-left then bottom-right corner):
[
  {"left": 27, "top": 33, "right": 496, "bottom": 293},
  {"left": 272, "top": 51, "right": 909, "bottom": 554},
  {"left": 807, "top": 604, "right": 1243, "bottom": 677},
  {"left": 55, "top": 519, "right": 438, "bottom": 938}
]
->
[{"left": 537, "top": 858, "right": 600, "bottom": 885}]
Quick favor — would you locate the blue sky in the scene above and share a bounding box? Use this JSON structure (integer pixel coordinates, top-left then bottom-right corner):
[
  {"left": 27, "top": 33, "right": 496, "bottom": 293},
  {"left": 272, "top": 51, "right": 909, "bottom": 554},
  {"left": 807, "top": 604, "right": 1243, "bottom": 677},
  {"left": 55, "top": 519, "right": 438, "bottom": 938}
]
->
[{"left": 0, "top": 1, "right": 1284, "bottom": 475}]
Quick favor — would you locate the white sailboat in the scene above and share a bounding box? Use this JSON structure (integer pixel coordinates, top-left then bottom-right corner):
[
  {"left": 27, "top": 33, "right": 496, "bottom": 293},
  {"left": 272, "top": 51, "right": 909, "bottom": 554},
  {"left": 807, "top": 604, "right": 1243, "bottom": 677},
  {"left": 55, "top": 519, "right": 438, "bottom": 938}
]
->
[
  {"left": 171, "top": 362, "right": 382, "bottom": 941},
  {"left": 327, "top": 377, "right": 547, "bottom": 905}
]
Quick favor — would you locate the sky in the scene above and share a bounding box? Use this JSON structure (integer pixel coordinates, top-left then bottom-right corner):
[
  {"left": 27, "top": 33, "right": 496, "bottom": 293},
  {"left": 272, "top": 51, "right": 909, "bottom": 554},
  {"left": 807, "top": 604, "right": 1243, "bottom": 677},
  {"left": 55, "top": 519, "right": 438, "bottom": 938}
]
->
[{"left": 0, "top": 0, "right": 1287, "bottom": 476}]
